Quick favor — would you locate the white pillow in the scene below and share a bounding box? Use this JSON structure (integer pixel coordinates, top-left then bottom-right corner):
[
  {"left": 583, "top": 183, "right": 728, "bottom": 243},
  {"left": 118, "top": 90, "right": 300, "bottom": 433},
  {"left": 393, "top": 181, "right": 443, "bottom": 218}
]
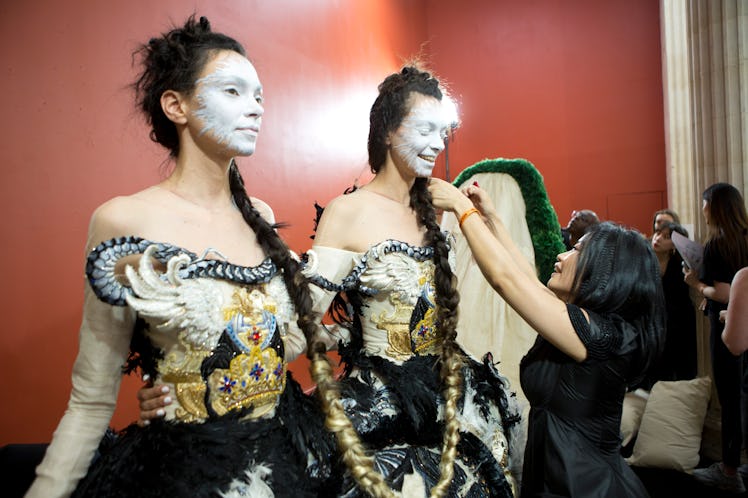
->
[
  {"left": 620, "top": 389, "right": 649, "bottom": 447},
  {"left": 627, "top": 377, "right": 712, "bottom": 471}
]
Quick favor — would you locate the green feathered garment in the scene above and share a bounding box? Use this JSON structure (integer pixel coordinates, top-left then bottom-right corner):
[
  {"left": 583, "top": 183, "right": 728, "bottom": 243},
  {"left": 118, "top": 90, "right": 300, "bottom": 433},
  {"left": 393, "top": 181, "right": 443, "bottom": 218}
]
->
[{"left": 452, "top": 158, "right": 565, "bottom": 283}]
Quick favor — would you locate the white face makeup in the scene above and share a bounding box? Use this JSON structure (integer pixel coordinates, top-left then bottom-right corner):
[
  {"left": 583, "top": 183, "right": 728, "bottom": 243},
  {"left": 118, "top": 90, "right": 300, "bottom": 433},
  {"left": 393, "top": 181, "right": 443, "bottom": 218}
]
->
[
  {"left": 391, "top": 94, "right": 450, "bottom": 177},
  {"left": 193, "top": 52, "right": 264, "bottom": 156}
]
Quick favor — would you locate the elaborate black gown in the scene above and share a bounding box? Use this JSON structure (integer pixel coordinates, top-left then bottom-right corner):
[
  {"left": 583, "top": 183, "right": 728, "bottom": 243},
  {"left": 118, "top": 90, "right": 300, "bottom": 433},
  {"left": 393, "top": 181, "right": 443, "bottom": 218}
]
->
[
  {"left": 519, "top": 304, "right": 648, "bottom": 498},
  {"left": 308, "top": 240, "right": 521, "bottom": 497}
]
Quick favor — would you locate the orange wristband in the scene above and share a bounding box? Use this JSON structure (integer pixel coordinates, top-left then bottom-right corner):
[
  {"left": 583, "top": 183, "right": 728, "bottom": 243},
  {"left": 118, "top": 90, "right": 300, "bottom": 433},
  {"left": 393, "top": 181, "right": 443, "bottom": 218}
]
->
[{"left": 458, "top": 207, "right": 479, "bottom": 228}]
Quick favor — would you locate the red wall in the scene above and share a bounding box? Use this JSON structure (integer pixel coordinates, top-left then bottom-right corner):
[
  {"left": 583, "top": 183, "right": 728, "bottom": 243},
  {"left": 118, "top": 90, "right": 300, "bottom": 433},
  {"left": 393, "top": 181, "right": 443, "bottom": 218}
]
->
[
  {"left": 0, "top": 0, "right": 665, "bottom": 445},
  {"left": 427, "top": 0, "right": 666, "bottom": 232}
]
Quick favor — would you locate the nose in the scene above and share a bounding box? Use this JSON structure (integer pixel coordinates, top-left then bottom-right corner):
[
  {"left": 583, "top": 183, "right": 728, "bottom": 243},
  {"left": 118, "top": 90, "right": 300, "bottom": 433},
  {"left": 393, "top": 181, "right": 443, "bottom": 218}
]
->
[
  {"left": 430, "top": 134, "right": 445, "bottom": 154},
  {"left": 245, "top": 99, "right": 264, "bottom": 118},
  {"left": 557, "top": 249, "right": 572, "bottom": 262}
]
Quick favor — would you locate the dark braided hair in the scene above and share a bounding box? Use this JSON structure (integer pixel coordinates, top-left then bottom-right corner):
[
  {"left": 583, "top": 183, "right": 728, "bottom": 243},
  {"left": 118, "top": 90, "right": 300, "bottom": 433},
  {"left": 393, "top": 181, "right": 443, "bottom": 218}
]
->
[
  {"left": 132, "top": 15, "right": 246, "bottom": 157},
  {"left": 228, "top": 162, "right": 319, "bottom": 350}
]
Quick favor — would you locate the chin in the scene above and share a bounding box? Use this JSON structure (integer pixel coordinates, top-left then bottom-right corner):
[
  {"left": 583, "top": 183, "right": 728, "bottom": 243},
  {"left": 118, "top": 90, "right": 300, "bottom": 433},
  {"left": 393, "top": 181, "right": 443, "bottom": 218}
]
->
[{"left": 231, "top": 144, "right": 257, "bottom": 156}]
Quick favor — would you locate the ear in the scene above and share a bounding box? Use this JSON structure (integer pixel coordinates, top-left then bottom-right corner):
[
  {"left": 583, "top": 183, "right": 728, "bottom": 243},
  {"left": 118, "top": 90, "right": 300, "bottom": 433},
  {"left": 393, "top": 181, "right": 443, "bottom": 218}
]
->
[{"left": 160, "top": 90, "right": 189, "bottom": 125}]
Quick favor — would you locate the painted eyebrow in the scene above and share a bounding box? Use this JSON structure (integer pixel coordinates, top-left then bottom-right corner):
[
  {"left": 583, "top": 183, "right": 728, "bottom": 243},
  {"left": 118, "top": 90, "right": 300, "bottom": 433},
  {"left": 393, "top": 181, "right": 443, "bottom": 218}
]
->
[
  {"left": 408, "top": 118, "right": 449, "bottom": 130},
  {"left": 201, "top": 71, "right": 261, "bottom": 91}
]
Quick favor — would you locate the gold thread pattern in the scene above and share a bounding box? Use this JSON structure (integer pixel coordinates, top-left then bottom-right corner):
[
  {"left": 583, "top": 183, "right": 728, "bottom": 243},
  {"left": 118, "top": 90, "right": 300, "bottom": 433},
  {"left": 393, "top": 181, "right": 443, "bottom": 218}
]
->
[{"left": 157, "top": 284, "right": 287, "bottom": 422}]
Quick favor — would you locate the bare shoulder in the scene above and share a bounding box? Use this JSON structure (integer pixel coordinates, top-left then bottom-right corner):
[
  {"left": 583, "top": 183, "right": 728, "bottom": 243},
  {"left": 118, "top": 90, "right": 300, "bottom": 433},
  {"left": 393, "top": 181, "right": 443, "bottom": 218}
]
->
[
  {"left": 732, "top": 267, "right": 748, "bottom": 295},
  {"left": 86, "top": 189, "right": 154, "bottom": 251},
  {"left": 314, "top": 192, "right": 370, "bottom": 247},
  {"left": 734, "top": 267, "right": 748, "bottom": 285}
]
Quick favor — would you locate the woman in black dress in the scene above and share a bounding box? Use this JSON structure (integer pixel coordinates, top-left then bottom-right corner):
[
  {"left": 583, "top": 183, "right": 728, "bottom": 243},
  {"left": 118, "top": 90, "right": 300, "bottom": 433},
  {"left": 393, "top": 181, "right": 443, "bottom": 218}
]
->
[
  {"left": 684, "top": 183, "right": 748, "bottom": 493},
  {"left": 428, "top": 178, "right": 664, "bottom": 497},
  {"left": 648, "top": 221, "right": 697, "bottom": 383}
]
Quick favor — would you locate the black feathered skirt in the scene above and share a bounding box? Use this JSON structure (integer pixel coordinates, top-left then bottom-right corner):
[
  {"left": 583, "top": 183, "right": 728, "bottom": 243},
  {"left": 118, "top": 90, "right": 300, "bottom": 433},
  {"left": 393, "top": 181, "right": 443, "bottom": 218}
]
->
[
  {"left": 327, "top": 348, "right": 520, "bottom": 497},
  {"left": 72, "top": 375, "right": 335, "bottom": 498}
]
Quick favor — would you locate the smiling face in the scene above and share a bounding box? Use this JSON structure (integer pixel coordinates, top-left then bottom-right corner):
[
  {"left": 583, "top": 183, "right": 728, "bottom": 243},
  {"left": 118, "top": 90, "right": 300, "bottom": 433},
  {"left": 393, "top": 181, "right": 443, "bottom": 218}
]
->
[
  {"left": 389, "top": 93, "right": 449, "bottom": 178},
  {"left": 547, "top": 243, "right": 580, "bottom": 302},
  {"left": 191, "top": 50, "right": 264, "bottom": 156}
]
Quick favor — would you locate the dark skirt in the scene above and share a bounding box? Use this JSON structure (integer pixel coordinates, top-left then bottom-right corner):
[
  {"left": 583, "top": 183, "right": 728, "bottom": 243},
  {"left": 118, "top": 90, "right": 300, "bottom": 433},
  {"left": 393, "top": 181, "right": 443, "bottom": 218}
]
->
[
  {"left": 73, "top": 374, "right": 334, "bottom": 498},
  {"left": 328, "top": 347, "right": 520, "bottom": 497}
]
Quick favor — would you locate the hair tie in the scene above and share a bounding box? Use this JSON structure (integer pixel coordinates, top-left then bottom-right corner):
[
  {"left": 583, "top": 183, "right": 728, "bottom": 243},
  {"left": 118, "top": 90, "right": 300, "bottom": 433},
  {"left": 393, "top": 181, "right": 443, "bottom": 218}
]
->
[{"left": 459, "top": 207, "right": 479, "bottom": 228}]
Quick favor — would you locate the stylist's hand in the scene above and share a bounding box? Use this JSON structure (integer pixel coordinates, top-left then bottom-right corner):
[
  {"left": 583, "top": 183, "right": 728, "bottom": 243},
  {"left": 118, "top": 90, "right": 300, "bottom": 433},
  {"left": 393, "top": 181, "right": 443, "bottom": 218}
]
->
[
  {"left": 427, "top": 178, "right": 473, "bottom": 215},
  {"left": 459, "top": 182, "right": 497, "bottom": 219},
  {"left": 136, "top": 375, "right": 172, "bottom": 427}
]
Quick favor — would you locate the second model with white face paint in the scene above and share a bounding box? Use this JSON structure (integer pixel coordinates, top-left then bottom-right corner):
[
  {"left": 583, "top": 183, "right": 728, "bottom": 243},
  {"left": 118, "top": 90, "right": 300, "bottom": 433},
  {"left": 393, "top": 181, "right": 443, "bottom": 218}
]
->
[
  {"left": 193, "top": 51, "right": 264, "bottom": 157},
  {"left": 391, "top": 93, "right": 450, "bottom": 178}
]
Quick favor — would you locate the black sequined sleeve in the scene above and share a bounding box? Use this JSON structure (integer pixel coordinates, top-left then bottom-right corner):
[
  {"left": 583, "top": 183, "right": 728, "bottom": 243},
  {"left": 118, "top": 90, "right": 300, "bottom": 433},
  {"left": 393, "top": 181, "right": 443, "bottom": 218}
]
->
[{"left": 567, "top": 304, "right": 622, "bottom": 360}]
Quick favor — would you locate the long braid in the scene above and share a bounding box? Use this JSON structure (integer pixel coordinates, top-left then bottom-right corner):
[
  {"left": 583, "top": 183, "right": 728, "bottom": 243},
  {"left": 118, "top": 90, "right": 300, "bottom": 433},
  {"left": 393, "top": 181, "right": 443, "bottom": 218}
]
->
[
  {"left": 230, "top": 163, "right": 395, "bottom": 495},
  {"left": 227, "top": 162, "right": 318, "bottom": 351},
  {"left": 411, "top": 177, "right": 464, "bottom": 497},
  {"left": 309, "top": 344, "right": 397, "bottom": 498}
]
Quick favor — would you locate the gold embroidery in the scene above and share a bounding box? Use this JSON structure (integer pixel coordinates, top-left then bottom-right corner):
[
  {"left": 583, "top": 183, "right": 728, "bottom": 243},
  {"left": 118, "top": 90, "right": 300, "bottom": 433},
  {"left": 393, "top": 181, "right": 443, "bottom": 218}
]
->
[
  {"left": 372, "top": 261, "right": 440, "bottom": 359},
  {"left": 157, "top": 285, "right": 288, "bottom": 422},
  {"left": 173, "top": 383, "right": 208, "bottom": 422},
  {"left": 412, "top": 307, "right": 439, "bottom": 354},
  {"left": 375, "top": 299, "right": 417, "bottom": 361},
  {"left": 158, "top": 344, "right": 211, "bottom": 422},
  {"left": 223, "top": 287, "right": 277, "bottom": 323},
  {"left": 207, "top": 347, "right": 287, "bottom": 417}
]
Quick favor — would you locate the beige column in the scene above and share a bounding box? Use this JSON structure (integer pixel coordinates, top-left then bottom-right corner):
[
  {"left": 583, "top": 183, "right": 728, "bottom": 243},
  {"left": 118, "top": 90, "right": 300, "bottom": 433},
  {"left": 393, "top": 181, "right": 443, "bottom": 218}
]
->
[{"left": 661, "top": 0, "right": 748, "bottom": 460}]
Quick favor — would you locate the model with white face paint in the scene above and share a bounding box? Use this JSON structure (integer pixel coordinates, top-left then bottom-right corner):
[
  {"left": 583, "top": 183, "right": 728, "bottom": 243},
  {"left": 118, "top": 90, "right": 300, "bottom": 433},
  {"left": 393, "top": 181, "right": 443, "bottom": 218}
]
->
[
  {"left": 193, "top": 52, "right": 264, "bottom": 157},
  {"left": 27, "top": 15, "right": 333, "bottom": 498},
  {"left": 390, "top": 93, "right": 449, "bottom": 178},
  {"left": 307, "top": 67, "right": 520, "bottom": 497}
]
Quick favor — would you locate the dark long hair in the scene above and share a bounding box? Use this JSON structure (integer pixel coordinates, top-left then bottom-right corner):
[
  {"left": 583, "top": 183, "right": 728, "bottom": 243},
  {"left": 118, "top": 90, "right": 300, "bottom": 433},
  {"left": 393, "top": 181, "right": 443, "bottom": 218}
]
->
[
  {"left": 571, "top": 223, "right": 665, "bottom": 380},
  {"left": 132, "top": 15, "right": 246, "bottom": 157},
  {"left": 228, "top": 162, "right": 319, "bottom": 355},
  {"left": 703, "top": 183, "right": 748, "bottom": 274}
]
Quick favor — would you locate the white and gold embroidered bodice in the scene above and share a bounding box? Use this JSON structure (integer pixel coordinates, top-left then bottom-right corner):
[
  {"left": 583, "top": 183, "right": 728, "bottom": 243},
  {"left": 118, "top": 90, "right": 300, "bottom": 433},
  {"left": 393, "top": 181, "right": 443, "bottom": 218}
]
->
[
  {"left": 84, "top": 237, "right": 313, "bottom": 423},
  {"left": 307, "top": 240, "right": 450, "bottom": 362},
  {"left": 122, "top": 244, "right": 301, "bottom": 421}
]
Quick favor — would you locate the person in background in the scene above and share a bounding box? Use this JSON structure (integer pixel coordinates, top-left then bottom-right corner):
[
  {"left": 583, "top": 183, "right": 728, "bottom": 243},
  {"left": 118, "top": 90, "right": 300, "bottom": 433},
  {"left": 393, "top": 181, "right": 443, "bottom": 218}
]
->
[
  {"left": 685, "top": 182, "right": 748, "bottom": 494},
  {"left": 560, "top": 209, "right": 600, "bottom": 250},
  {"left": 646, "top": 220, "right": 697, "bottom": 384},
  {"left": 652, "top": 208, "right": 681, "bottom": 233},
  {"left": 428, "top": 178, "right": 662, "bottom": 497}
]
